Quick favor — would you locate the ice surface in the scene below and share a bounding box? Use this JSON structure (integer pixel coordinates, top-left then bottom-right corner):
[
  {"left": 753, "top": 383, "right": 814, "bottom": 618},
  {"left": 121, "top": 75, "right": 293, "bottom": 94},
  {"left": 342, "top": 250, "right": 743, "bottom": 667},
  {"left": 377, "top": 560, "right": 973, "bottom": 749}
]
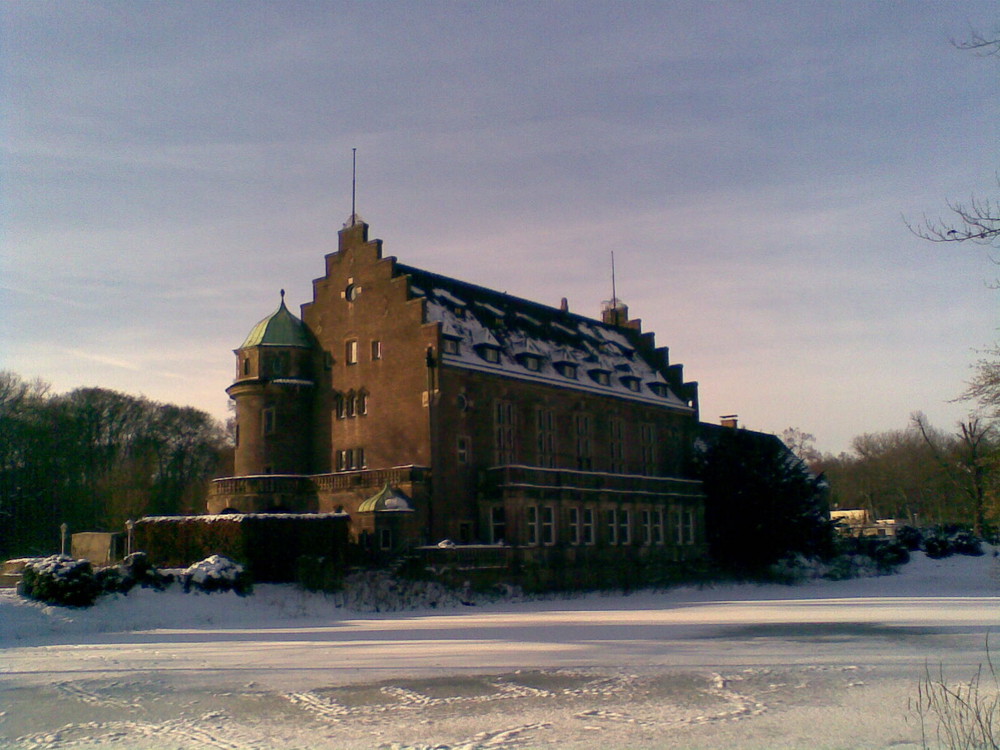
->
[{"left": 1, "top": 549, "right": 998, "bottom": 748}]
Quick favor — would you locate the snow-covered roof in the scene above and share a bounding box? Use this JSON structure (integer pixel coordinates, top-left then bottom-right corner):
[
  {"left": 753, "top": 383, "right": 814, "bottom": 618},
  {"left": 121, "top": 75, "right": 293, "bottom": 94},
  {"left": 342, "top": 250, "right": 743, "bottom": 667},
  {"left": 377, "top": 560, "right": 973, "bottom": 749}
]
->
[{"left": 398, "top": 264, "right": 694, "bottom": 412}]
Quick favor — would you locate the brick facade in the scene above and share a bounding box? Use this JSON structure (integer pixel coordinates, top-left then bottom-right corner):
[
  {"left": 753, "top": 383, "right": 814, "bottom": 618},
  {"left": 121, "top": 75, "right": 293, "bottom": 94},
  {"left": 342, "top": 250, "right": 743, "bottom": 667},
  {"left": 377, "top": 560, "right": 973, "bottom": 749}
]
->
[{"left": 209, "top": 215, "right": 707, "bottom": 560}]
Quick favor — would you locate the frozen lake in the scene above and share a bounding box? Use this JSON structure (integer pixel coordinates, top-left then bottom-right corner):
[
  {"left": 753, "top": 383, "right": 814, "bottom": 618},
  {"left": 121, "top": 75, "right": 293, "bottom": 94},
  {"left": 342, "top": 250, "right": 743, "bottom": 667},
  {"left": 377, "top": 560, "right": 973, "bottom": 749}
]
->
[{"left": 1, "top": 550, "right": 998, "bottom": 749}]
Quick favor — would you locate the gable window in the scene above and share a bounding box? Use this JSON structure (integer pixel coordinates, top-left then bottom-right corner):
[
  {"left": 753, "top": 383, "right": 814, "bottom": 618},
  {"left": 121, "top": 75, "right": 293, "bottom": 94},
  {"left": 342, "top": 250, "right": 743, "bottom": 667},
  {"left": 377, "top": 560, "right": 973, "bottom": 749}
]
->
[
  {"left": 371, "top": 340, "right": 382, "bottom": 360},
  {"left": 346, "top": 339, "right": 359, "bottom": 365}
]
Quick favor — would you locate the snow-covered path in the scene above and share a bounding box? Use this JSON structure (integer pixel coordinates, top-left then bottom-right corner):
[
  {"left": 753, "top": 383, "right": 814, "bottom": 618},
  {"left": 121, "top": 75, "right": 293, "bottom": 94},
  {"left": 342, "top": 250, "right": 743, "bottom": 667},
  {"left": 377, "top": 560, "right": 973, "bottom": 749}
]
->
[{"left": 1, "top": 551, "right": 998, "bottom": 749}]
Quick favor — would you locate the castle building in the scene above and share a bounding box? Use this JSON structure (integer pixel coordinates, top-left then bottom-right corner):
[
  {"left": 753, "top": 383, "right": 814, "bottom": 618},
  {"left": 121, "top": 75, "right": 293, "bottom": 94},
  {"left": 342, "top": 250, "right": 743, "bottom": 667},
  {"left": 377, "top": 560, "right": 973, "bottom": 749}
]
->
[{"left": 208, "top": 215, "right": 707, "bottom": 559}]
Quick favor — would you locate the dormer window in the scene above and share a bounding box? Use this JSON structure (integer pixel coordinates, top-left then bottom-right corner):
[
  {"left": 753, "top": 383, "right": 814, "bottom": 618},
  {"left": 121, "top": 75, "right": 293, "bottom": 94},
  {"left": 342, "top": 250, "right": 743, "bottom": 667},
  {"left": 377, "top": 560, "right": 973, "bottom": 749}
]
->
[
  {"left": 518, "top": 354, "right": 542, "bottom": 372},
  {"left": 556, "top": 362, "right": 577, "bottom": 379},
  {"left": 479, "top": 346, "right": 500, "bottom": 364},
  {"left": 590, "top": 369, "right": 610, "bottom": 386},
  {"left": 442, "top": 338, "right": 461, "bottom": 355},
  {"left": 622, "top": 376, "right": 641, "bottom": 392},
  {"left": 648, "top": 383, "right": 668, "bottom": 397}
]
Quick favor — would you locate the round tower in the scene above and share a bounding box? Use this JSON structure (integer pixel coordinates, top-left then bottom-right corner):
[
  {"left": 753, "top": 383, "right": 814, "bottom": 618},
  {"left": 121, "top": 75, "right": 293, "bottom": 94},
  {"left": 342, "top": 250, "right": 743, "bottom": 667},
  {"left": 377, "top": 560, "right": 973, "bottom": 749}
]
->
[{"left": 227, "top": 291, "right": 316, "bottom": 476}]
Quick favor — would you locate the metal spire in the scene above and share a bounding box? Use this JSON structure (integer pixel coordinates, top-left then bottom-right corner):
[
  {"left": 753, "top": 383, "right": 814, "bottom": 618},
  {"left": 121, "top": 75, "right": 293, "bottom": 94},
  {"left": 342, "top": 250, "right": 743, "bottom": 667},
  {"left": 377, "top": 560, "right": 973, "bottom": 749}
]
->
[{"left": 351, "top": 148, "right": 357, "bottom": 226}]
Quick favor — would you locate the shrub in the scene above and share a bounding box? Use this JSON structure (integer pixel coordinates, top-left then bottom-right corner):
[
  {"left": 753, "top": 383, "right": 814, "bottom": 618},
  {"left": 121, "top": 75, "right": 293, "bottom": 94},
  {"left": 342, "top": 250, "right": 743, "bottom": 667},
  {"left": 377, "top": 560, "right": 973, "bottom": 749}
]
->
[
  {"left": 911, "top": 649, "right": 999, "bottom": 750},
  {"left": 181, "top": 555, "right": 252, "bottom": 596},
  {"left": 896, "top": 525, "right": 924, "bottom": 551},
  {"left": 18, "top": 555, "right": 101, "bottom": 607},
  {"left": 295, "top": 555, "right": 344, "bottom": 593},
  {"left": 120, "top": 551, "right": 173, "bottom": 590}
]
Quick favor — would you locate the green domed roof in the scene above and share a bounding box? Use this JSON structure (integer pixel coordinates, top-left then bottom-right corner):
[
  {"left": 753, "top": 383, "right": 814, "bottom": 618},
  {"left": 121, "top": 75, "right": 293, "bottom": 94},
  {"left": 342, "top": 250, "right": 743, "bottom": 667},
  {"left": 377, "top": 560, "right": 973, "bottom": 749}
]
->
[
  {"left": 239, "top": 291, "right": 313, "bottom": 349},
  {"left": 358, "top": 483, "right": 414, "bottom": 513}
]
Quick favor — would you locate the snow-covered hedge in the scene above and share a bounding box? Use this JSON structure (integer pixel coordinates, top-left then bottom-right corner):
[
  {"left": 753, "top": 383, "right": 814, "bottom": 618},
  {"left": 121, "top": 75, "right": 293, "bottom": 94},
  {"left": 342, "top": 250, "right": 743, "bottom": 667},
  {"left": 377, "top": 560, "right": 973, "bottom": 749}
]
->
[
  {"left": 18, "top": 555, "right": 102, "bottom": 607},
  {"left": 181, "top": 554, "right": 252, "bottom": 596}
]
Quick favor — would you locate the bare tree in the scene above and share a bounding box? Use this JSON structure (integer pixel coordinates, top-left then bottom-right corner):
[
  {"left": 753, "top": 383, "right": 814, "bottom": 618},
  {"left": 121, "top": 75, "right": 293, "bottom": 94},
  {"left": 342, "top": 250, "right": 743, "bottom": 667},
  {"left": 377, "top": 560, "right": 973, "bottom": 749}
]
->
[{"left": 912, "top": 412, "right": 996, "bottom": 536}]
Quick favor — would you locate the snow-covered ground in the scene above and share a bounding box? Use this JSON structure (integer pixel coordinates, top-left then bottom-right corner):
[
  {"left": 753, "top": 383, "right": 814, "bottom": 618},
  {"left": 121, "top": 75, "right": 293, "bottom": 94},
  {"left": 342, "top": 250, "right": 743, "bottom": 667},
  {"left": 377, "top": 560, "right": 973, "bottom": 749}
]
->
[{"left": 1, "top": 550, "right": 998, "bottom": 749}]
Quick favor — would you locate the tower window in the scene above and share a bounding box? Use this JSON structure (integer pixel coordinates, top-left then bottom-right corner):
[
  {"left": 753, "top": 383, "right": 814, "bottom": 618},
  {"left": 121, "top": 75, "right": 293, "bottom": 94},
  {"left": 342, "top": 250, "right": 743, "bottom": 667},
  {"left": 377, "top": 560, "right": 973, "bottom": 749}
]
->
[
  {"left": 262, "top": 407, "right": 276, "bottom": 435},
  {"left": 242, "top": 357, "right": 250, "bottom": 376}
]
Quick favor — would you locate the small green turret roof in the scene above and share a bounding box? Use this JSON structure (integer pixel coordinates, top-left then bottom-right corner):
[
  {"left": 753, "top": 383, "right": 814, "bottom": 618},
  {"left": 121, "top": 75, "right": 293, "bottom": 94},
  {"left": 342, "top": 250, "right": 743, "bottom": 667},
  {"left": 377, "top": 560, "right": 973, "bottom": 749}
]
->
[
  {"left": 239, "top": 290, "right": 313, "bottom": 349},
  {"left": 358, "top": 482, "right": 414, "bottom": 513}
]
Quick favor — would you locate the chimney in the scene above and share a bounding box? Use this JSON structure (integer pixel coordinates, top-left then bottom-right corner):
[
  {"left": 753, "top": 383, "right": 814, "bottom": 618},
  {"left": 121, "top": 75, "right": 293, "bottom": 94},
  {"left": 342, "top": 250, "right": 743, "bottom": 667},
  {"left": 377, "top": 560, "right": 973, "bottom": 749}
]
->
[{"left": 720, "top": 415, "right": 739, "bottom": 429}]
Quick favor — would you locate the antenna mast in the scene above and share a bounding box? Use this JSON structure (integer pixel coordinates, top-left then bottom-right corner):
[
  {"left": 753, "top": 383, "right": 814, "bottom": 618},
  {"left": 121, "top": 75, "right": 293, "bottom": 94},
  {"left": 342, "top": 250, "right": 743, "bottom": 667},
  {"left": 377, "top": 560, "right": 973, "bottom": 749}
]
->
[
  {"left": 611, "top": 251, "right": 617, "bottom": 306},
  {"left": 351, "top": 147, "right": 357, "bottom": 226}
]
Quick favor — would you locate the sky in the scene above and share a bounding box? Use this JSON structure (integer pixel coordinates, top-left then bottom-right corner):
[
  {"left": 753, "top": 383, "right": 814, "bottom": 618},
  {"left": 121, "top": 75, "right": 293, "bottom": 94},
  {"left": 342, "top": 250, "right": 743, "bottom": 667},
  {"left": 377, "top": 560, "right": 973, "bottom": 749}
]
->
[{"left": 2, "top": 1, "right": 998, "bottom": 455}]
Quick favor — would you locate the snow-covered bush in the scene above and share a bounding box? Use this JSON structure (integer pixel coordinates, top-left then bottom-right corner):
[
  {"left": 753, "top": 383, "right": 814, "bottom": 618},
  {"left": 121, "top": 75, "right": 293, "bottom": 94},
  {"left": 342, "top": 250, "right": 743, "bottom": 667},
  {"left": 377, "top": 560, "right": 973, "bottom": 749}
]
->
[
  {"left": 295, "top": 555, "right": 343, "bottom": 593},
  {"left": 333, "top": 570, "right": 464, "bottom": 612},
  {"left": 18, "top": 555, "right": 102, "bottom": 607},
  {"left": 181, "top": 555, "right": 252, "bottom": 596},
  {"left": 119, "top": 551, "right": 174, "bottom": 591},
  {"left": 923, "top": 527, "right": 984, "bottom": 559}
]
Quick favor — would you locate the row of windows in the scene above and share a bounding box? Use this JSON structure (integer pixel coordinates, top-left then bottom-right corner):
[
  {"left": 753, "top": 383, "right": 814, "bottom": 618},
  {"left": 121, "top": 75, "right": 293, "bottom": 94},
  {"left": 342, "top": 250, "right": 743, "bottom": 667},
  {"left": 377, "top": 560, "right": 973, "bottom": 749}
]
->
[
  {"left": 493, "top": 401, "right": 660, "bottom": 473},
  {"left": 503, "top": 505, "right": 697, "bottom": 548},
  {"left": 335, "top": 447, "right": 367, "bottom": 471},
  {"left": 335, "top": 390, "right": 368, "bottom": 419}
]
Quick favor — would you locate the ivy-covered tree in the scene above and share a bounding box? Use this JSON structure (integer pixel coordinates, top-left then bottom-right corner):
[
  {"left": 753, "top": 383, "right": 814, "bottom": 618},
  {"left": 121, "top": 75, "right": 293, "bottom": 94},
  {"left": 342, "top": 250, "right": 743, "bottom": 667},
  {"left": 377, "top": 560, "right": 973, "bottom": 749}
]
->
[{"left": 694, "top": 427, "right": 833, "bottom": 574}]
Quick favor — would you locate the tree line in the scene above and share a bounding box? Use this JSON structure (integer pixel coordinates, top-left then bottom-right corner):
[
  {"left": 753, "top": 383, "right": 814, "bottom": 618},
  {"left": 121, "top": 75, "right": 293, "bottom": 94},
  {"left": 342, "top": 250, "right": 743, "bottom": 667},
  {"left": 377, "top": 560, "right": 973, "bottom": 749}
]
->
[
  {"left": 787, "top": 416, "right": 998, "bottom": 537},
  {"left": 0, "top": 371, "right": 231, "bottom": 559}
]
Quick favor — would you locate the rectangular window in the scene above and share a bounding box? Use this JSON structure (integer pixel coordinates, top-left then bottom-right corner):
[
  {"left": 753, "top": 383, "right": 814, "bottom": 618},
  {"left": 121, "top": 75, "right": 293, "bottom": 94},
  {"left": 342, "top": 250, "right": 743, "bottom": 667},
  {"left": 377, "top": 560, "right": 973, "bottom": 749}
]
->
[
  {"left": 535, "top": 408, "right": 555, "bottom": 468},
  {"left": 356, "top": 447, "right": 366, "bottom": 470},
  {"left": 619, "top": 509, "right": 631, "bottom": 545},
  {"left": 443, "top": 338, "right": 460, "bottom": 355},
  {"left": 379, "top": 528, "right": 392, "bottom": 550},
  {"left": 640, "top": 510, "right": 652, "bottom": 545},
  {"left": 457, "top": 435, "right": 470, "bottom": 464},
  {"left": 609, "top": 417, "right": 626, "bottom": 473},
  {"left": 568, "top": 507, "right": 581, "bottom": 545},
  {"left": 526, "top": 506, "right": 539, "bottom": 546},
  {"left": 541, "top": 506, "right": 555, "bottom": 546},
  {"left": 335, "top": 449, "right": 346, "bottom": 472},
  {"left": 262, "top": 407, "right": 276, "bottom": 435},
  {"left": 606, "top": 508, "right": 618, "bottom": 545},
  {"left": 677, "top": 507, "right": 695, "bottom": 546},
  {"left": 494, "top": 400, "right": 516, "bottom": 464},
  {"left": 491, "top": 505, "right": 506, "bottom": 544},
  {"left": 582, "top": 508, "right": 595, "bottom": 545},
  {"left": 653, "top": 509, "right": 664, "bottom": 545},
  {"left": 335, "top": 393, "right": 346, "bottom": 419},
  {"left": 358, "top": 392, "right": 368, "bottom": 416},
  {"left": 346, "top": 394, "right": 356, "bottom": 418},
  {"left": 371, "top": 340, "right": 382, "bottom": 360},
  {"left": 574, "top": 413, "right": 592, "bottom": 471},
  {"left": 640, "top": 423, "right": 657, "bottom": 475},
  {"left": 346, "top": 339, "right": 359, "bottom": 365}
]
